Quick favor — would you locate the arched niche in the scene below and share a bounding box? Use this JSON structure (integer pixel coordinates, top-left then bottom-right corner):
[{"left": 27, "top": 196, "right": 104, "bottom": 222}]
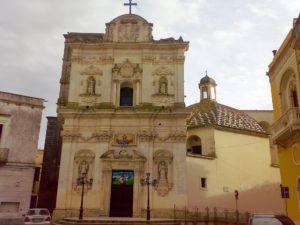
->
[
  {"left": 158, "top": 77, "right": 168, "bottom": 95},
  {"left": 153, "top": 150, "right": 173, "bottom": 196},
  {"left": 72, "top": 150, "right": 95, "bottom": 192},
  {"left": 86, "top": 76, "right": 96, "bottom": 95},
  {"left": 279, "top": 69, "right": 299, "bottom": 113}
]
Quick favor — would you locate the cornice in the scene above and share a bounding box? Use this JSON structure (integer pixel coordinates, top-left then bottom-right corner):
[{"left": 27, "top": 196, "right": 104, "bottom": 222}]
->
[
  {"left": 66, "top": 41, "right": 189, "bottom": 52},
  {"left": 268, "top": 30, "right": 295, "bottom": 79},
  {"left": 188, "top": 124, "right": 269, "bottom": 138},
  {"left": 0, "top": 99, "right": 45, "bottom": 109}
]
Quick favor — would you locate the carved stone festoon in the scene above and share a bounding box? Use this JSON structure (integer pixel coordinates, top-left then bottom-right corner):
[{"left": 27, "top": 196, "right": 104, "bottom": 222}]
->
[
  {"left": 152, "top": 66, "right": 174, "bottom": 77},
  {"left": 80, "top": 65, "right": 103, "bottom": 76},
  {"left": 153, "top": 150, "right": 173, "bottom": 196},
  {"left": 137, "top": 130, "right": 157, "bottom": 142},
  {"left": 61, "top": 130, "right": 81, "bottom": 142},
  {"left": 73, "top": 150, "right": 95, "bottom": 193},
  {"left": 155, "top": 130, "right": 186, "bottom": 143},
  {"left": 61, "top": 130, "right": 113, "bottom": 143}
]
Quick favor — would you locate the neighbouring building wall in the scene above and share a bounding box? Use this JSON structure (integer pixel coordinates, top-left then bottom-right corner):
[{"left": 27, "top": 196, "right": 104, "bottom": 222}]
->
[
  {"left": 38, "top": 116, "right": 62, "bottom": 213},
  {"left": 30, "top": 149, "right": 44, "bottom": 208},
  {"left": 186, "top": 129, "right": 284, "bottom": 214},
  {"left": 267, "top": 15, "right": 300, "bottom": 224},
  {"left": 0, "top": 91, "right": 44, "bottom": 216}
]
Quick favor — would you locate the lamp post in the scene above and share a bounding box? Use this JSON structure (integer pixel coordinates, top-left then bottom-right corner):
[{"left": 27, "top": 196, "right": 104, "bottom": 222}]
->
[
  {"left": 77, "top": 173, "right": 93, "bottom": 220},
  {"left": 234, "top": 190, "right": 239, "bottom": 225},
  {"left": 140, "top": 172, "right": 157, "bottom": 221}
]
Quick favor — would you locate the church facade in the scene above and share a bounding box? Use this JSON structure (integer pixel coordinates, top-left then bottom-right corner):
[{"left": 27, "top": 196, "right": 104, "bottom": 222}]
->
[
  {"left": 53, "top": 14, "right": 189, "bottom": 220},
  {"left": 48, "top": 13, "right": 285, "bottom": 221}
]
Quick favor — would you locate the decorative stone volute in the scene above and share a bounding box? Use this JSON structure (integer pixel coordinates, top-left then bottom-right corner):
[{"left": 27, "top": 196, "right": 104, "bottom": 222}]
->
[{"left": 105, "top": 14, "right": 153, "bottom": 42}]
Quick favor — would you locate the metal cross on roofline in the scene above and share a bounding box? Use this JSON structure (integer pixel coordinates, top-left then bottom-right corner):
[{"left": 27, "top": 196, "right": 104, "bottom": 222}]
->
[{"left": 124, "top": 0, "right": 137, "bottom": 14}]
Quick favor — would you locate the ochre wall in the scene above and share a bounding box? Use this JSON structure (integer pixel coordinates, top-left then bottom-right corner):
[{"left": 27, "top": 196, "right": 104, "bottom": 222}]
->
[{"left": 186, "top": 129, "right": 285, "bottom": 214}]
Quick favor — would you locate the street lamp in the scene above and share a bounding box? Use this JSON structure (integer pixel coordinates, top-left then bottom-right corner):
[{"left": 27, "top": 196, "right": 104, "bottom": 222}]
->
[
  {"left": 77, "top": 173, "right": 93, "bottom": 220},
  {"left": 140, "top": 172, "right": 157, "bottom": 221}
]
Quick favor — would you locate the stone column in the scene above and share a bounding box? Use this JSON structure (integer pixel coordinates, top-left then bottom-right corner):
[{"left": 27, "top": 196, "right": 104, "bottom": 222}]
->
[
  {"left": 101, "top": 163, "right": 112, "bottom": 216},
  {"left": 116, "top": 81, "right": 120, "bottom": 106},
  {"left": 136, "top": 80, "right": 140, "bottom": 105},
  {"left": 112, "top": 81, "right": 117, "bottom": 106}
]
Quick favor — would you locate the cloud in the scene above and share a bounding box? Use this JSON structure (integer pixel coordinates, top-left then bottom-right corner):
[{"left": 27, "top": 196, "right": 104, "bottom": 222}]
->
[{"left": 0, "top": 0, "right": 299, "bottom": 147}]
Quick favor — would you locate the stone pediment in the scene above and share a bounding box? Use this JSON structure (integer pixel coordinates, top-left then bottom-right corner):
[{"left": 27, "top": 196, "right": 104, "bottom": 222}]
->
[
  {"left": 105, "top": 14, "right": 153, "bottom": 42},
  {"left": 100, "top": 149, "right": 146, "bottom": 161}
]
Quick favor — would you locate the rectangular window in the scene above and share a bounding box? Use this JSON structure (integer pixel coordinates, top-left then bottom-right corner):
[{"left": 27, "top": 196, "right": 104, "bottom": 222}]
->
[{"left": 200, "top": 177, "right": 207, "bottom": 189}]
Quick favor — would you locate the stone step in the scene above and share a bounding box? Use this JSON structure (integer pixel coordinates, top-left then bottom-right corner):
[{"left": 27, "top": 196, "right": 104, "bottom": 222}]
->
[{"left": 54, "top": 218, "right": 182, "bottom": 225}]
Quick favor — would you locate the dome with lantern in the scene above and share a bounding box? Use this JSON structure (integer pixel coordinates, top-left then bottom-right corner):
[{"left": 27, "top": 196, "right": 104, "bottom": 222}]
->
[{"left": 187, "top": 73, "right": 266, "bottom": 135}]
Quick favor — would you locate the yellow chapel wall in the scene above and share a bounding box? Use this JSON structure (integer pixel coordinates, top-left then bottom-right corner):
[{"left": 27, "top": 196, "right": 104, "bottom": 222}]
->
[{"left": 186, "top": 128, "right": 285, "bottom": 214}]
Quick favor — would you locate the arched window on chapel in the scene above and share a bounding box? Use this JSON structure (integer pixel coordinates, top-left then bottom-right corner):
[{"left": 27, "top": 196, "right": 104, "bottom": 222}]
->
[
  {"left": 120, "top": 82, "right": 133, "bottom": 106},
  {"left": 187, "top": 135, "right": 202, "bottom": 155}
]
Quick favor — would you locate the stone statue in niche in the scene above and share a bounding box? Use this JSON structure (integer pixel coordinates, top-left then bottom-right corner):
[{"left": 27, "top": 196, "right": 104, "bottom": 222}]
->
[
  {"left": 153, "top": 150, "right": 173, "bottom": 196},
  {"left": 158, "top": 161, "right": 168, "bottom": 182},
  {"left": 86, "top": 76, "right": 96, "bottom": 95},
  {"left": 78, "top": 160, "right": 89, "bottom": 178},
  {"left": 73, "top": 150, "right": 95, "bottom": 192},
  {"left": 159, "top": 78, "right": 168, "bottom": 94}
]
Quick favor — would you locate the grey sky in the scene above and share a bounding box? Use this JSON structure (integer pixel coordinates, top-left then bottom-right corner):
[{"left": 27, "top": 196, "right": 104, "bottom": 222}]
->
[{"left": 0, "top": 0, "right": 299, "bottom": 148}]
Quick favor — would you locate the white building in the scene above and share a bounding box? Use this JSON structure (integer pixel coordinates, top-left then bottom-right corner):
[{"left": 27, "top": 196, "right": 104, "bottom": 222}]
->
[{"left": 0, "top": 91, "right": 44, "bottom": 216}]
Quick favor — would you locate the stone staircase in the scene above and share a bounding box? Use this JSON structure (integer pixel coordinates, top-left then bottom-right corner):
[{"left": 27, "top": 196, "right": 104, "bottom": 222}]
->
[{"left": 54, "top": 218, "right": 183, "bottom": 225}]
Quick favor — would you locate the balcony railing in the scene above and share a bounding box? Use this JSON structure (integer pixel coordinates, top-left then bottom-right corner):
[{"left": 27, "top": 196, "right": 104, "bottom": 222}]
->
[
  {"left": 0, "top": 148, "right": 9, "bottom": 164},
  {"left": 272, "top": 107, "right": 300, "bottom": 147}
]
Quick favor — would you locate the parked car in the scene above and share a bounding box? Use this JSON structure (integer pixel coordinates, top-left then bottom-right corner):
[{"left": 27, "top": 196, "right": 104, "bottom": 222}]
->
[
  {"left": 248, "top": 214, "right": 295, "bottom": 225},
  {"left": 23, "top": 208, "right": 51, "bottom": 224}
]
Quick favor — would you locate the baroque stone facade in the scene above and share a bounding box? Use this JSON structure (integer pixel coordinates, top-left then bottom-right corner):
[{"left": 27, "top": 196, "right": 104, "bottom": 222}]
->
[{"left": 53, "top": 14, "right": 189, "bottom": 221}]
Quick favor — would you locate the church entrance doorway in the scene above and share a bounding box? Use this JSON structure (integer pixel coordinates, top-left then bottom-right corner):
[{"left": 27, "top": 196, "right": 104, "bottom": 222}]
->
[{"left": 109, "top": 170, "right": 134, "bottom": 217}]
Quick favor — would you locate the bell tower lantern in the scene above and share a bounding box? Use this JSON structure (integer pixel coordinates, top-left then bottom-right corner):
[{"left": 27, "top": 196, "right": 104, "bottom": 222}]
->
[{"left": 199, "top": 73, "right": 217, "bottom": 102}]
